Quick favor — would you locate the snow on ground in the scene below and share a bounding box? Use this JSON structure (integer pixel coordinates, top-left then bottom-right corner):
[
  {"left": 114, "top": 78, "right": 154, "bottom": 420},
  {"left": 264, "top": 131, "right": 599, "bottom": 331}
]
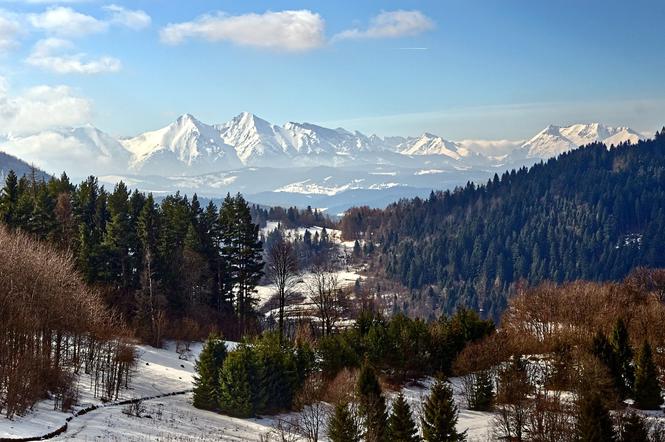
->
[
  {"left": 256, "top": 267, "right": 362, "bottom": 311},
  {"left": 397, "top": 377, "right": 494, "bottom": 442},
  {"left": 0, "top": 341, "right": 236, "bottom": 440},
  {"left": 0, "top": 338, "right": 509, "bottom": 441},
  {"left": 53, "top": 393, "right": 280, "bottom": 442}
]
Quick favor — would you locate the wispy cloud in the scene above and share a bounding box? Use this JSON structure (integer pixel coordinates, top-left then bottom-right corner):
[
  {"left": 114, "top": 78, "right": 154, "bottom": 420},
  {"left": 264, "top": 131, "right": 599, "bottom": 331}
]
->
[
  {"left": 28, "top": 6, "right": 107, "bottom": 37},
  {"left": 333, "top": 10, "right": 434, "bottom": 41},
  {"left": 103, "top": 4, "right": 150, "bottom": 30},
  {"left": 160, "top": 9, "right": 325, "bottom": 52},
  {"left": 26, "top": 38, "right": 121, "bottom": 74}
]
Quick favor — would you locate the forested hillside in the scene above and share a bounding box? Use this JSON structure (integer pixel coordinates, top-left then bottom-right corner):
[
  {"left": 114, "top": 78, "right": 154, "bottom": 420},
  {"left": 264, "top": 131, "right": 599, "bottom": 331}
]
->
[
  {"left": 342, "top": 129, "right": 665, "bottom": 319},
  {"left": 0, "top": 170, "right": 269, "bottom": 343}
]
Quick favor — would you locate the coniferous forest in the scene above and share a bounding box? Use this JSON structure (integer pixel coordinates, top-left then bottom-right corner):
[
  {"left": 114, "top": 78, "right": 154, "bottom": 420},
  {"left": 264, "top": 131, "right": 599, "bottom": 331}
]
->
[
  {"left": 0, "top": 171, "right": 268, "bottom": 343},
  {"left": 341, "top": 130, "right": 665, "bottom": 319}
]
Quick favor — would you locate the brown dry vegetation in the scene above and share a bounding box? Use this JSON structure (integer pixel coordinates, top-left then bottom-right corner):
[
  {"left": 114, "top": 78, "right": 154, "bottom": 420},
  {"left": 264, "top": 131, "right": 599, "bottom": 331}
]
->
[
  {"left": 500, "top": 270, "right": 665, "bottom": 367},
  {"left": 0, "top": 226, "right": 134, "bottom": 418}
]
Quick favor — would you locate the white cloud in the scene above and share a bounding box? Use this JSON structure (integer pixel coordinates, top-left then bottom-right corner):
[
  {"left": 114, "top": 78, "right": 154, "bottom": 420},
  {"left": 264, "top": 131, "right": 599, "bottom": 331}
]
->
[
  {"left": 160, "top": 9, "right": 325, "bottom": 52},
  {"left": 334, "top": 10, "right": 434, "bottom": 41},
  {"left": 26, "top": 38, "right": 121, "bottom": 74},
  {"left": 0, "top": 78, "right": 92, "bottom": 135},
  {"left": 104, "top": 4, "right": 150, "bottom": 30},
  {"left": 28, "top": 6, "right": 107, "bottom": 37},
  {"left": 0, "top": 12, "right": 20, "bottom": 51}
]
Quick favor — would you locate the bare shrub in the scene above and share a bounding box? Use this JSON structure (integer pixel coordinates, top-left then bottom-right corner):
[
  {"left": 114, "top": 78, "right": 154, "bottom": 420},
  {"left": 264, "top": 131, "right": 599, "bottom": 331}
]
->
[{"left": 0, "top": 226, "right": 135, "bottom": 418}]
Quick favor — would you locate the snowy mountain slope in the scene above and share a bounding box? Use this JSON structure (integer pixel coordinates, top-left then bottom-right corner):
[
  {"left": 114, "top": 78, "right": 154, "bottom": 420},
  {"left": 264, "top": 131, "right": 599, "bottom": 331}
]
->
[
  {"left": 214, "top": 112, "right": 294, "bottom": 166},
  {"left": 399, "top": 133, "right": 463, "bottom": 159},
  {"left": 122, "top": 114, "right": 242, "bottom": 175},
  {"left": 520, "top": 123, "right": 643, "bottom": 159},
  {"left": 1, "top": 125, "right": 130, "bottom": 175}
]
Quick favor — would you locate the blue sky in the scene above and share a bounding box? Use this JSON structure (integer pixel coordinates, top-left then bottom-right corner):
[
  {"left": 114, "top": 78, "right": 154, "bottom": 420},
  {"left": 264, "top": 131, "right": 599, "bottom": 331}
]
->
[{"left": 0, "top": 0, "right": 664, "bottom": 139}]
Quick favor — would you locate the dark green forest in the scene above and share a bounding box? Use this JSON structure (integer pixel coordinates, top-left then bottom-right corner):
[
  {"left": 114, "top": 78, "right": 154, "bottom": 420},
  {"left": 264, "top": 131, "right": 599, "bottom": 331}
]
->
[
  {"left": 342, "top": 129, "right": 665, "bottom": 319},
  {"left": 0, "top": 171, "right": 267, "bottom": 342}
]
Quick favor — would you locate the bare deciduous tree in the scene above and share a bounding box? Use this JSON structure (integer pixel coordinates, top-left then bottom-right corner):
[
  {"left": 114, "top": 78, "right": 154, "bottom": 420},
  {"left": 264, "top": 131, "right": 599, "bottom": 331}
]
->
[
  {"left": 307, "top": 264, "right": 348, "bottom": 336},
  {"left": 266, "top": 237, "right": 299, "bottom": 343}
]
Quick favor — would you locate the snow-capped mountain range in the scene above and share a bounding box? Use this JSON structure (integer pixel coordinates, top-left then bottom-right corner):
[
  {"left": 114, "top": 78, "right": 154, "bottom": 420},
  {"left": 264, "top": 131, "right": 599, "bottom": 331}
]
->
[
  {"left": 0, "top": 113, "right": 647, "bottom": 213},
  {"left": 0, "top": 112, "right": 643, "bottom": 176}
]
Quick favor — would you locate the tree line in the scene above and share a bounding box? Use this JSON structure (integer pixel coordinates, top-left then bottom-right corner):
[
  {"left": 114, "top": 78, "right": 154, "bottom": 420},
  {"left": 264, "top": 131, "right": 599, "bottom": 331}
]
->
[
  {"left": 341, "top": 129, "right": 665, "bottom": 320},
  {"left": 0, "top": 172, "right": 264, "bottom": 342},
  {"left": 191, "top": 308, "right": 493, "bottom": 440}
]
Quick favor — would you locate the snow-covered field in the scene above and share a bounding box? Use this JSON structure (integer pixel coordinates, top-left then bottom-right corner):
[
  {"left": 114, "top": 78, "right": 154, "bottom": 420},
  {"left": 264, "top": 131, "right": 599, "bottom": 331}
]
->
[{"left": 0, "top": 339, "right": 495, "bottom": 441}]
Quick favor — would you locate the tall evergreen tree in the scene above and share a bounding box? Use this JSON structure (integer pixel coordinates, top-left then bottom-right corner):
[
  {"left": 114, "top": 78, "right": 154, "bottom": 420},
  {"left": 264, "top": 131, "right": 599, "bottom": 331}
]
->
[
  {"left": 576, "top": 391, "right": 616, "bottom": 442},
  {"left": 421, "top": 378, "right": 465, "bottom": 442},
  {"left": 0, "top": 170, "right": 19, "bottom": 227},
  {"left": 219, "top": 193, "right": 264, "bottom": 335},
  {"left": 137, "top": 194, "right": 160, "bottom": 342},
  {"left": 218, "top": 344, "right": 260, "bottom": 418},
  {"left": 469, "top": 370, "right": 494, "bottom": 411},
  {"left": 192, "top": 334, "right": 227, "bottom": 410},
  {"left": 591, "top": 330, "right": 624, "bottom": 398},
  {"left": 633, "top": 341, "right": 663, "bottom": 410},
  {"left": 328, "top": 402, "right": 361, "bottom": 442},
  {"left": 30, "top": 182, "right": 56, "bottom": 239},
  {"left": 103, "top": 181, "right": 135, "bottom": 292},
  {"left": 356, "top": 361, "right": 388, "bottom": 442},
  {"left": 388, "top": 393, "right": 420, "bottom": 442},
  {"left": 610, "top": 318, "right": 635, "bottom": 397},
  {"left": 75, "top": 176, "right": 106, "bottom": 283}
]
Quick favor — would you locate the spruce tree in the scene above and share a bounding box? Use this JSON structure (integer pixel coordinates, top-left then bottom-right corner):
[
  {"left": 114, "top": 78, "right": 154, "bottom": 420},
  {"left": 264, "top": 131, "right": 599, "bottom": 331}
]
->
[
  {"left": 0, "top": 170, "right": 19, "bottom": 227},
  {"left": 618, "top": 412, "right": 649, "bottom": 442},
  {"left": 388, "top": 393, "right": 420, "bottom": 442},
  {"left": 356, "top": 362, "right": 388, "bottom": 442},
  {"left": 633, "top": 341, "right": 663, "bottom": 410},
  {"left": 328, "top": 402, "right": 361, "bottom": 442},
  {"left": 591, "top": 330, "right": 624, "bottom": 398},
  {"left": 219, "top": 193, "right": 264, "bottom": 334},
  {"left": 610, "top": 318, "right": 635, "bottom": 396},
  {"left": 421, "top": 378, "right": 465, "bottom": 442},
  {"left": 469, "top": 370, "right": 494, "bottom": 411},
  {"left": 576, "top": 391, "right": 616, "bottom": 442},
  {"left": 192, "top": 334, "right": 227, "bottom": 410},
  {"left": 218, "top": 344, "right": 259, "bottom": 418}
]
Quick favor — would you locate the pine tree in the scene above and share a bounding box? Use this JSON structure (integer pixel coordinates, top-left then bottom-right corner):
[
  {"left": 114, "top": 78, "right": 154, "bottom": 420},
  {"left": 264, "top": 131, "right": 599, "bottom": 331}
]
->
[
  {"left": 30, "top": 182, "right": 56, "bottom": 240},
  {"left": 192, "top": 334, "right": 227, "bottom": 410},
  {"left": 591, "top": 330, "right": 624, "bottom": 398},
  {"left": 218, "top": 344, "right": 260, "bottom": 418},
  {"left": 356, "top": 362, "right": 388, "bottom": 442},
  {"left": 219, "top": 193, "right": 264, "bottom": 335},
  {"left": 576, "top": 391, "right": 616, "bottom": 442},
  {"left": 610, "top": 318, "right": 634, "bottom": 397},
  {"left": 388, "top": 393, "right": 419, "bottom": 442},
  {"left": 0, "top": 170, "right": 19, "bottom": 227},
  {"left": 618, "top": 412, "right": 649, "bottom": 442},
  {"left": 137, "top": 194, "right": 160, "bottom": 343},
  {"left": 421, "top": 378, "right": 465, "bottom": 442},
  {"left": 255, "top": 333, "right": 297, "bottom": 413},
  {"left": 328, "top": 402, "right": 361, "bottom": 442},
  {"left": 633, "top": 341, "right": 663, "bottom": 410},
  {"left": 469, "top": 370, "right": 494, "bottom": 411},
  {"left": 103, "top": 181, "right": 135, "bottom": 291},
  {"left": 75, "top": 176, "right": 106, "bottom": 283}
]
